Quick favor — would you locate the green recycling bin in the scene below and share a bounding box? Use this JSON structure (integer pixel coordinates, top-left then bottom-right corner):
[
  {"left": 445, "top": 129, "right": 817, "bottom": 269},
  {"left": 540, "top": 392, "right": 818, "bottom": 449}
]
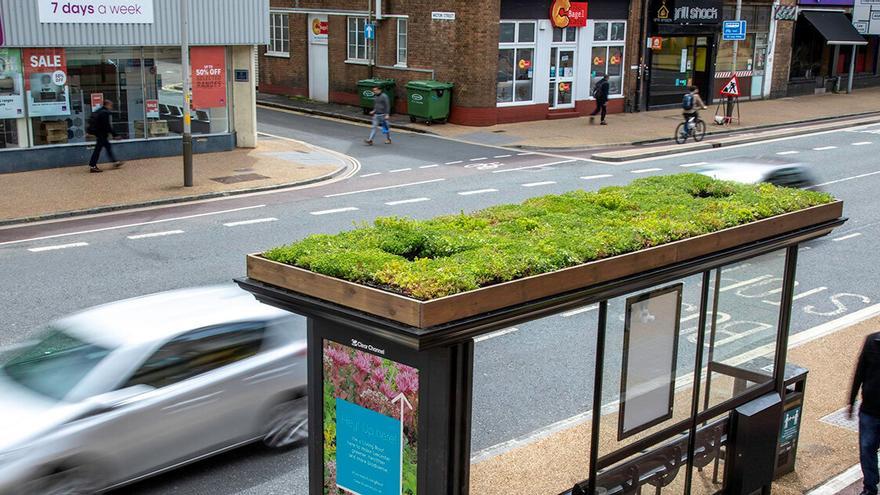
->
[
  {"left": 357, "top": 78, "right": 396, "bottom": 115},
  {"left": 406, "top": 80, "right": 453, "bottom": 125}
]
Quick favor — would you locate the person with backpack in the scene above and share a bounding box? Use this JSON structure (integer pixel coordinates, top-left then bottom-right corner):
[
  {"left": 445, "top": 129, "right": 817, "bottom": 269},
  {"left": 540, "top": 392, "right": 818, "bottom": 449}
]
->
[
  {"left": 682, "top": 86, "right": 707, "bottom": 131},
  {"left": 87, "top": 100, "right": 124, "bottom": 173},
  {"left": 589, "top": 74, "right": 610, "bottom": 125}
]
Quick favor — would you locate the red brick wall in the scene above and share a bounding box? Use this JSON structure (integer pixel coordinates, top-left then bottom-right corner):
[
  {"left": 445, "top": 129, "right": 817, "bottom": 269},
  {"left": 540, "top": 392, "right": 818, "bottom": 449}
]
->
[
  {"left": 771, "top": 1, "right": 796, "bottom": 98},
  {"left": 259, "top": 12, "right": 309, "bottom": 97}
]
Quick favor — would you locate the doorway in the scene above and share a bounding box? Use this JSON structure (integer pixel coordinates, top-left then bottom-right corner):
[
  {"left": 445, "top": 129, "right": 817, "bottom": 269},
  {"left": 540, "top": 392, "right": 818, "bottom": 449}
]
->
[
  {"left": 549, "top": 47, "right": 577, "bottom": 109},
  {"left": 648, "top": 35, "right": 714, "bottom": 108},
  {"left": 308, "top": 14, "right": 329, "bottom": 102}
]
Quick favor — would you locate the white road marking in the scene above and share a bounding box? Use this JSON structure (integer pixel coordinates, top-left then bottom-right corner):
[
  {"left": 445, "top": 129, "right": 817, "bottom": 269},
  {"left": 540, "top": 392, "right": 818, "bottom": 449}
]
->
[
  {"left": 562, "top": 305, "right": 599, "bottom": 318},
  {"left": 776, "top": 151, "right": 799, "bottom": 155},
  {"left": 360, "top": 172, "right": 382, "bottom": 178},
  {"left": 631, "top": 168, "right": 663, "bottom": 174},
  {"left": 813, "top": 146, "right": 837, "bottom": 151},
  {"left": 310, "top": 207, "right": 359, "bottom": 216},
  {"left": 833, "top": 232, "right": 862, "bottom": 242},
  {"left": 808, "top": 465, "right": 863, "bottom": 495},
  {"left": 581, "top": 174, "right": 613, "bottom": 180},
  {"left": 324, "top": 178, "right": 446, "bottom": 198},
  {"left": 127, "top": 230, "right": 184, "bottom": 240},
  {"left": 763, "top": 286, "right": 828, "bottom": 306},
  {"left": 852, "top": 141, "right": 873, "bottom": 146},
  {"left": 28, "top": 242, "right": 89, "bottom": 252},
  {"left": 521, "top": 181, "right": 557, "bottom": 188},
  {"left": 494, "top": 154, "right": 512, "bottom": 158},
  {"left": 474, "top": 327, "right": 519, "bottom": 343},
  {"left": 470, "top": 157, "right": 488, "bottom": 162},
  {"left": 722, "top": 263, "right": 751, "bottom": 273},
  {"left": 518, "top": 152, "right": 535, "bottom": 156},
  {"left": 679, "top": 161, "right": 707, "bottom": 168},
  {"left": 809, "top": 170, "right": 880, "bottom": 188},
  {"left": 223, "top": 217, "right": 278, "bottom": 227},
  {"left": 458, "top": 189, "right": 498, "bottom": 196},
  {"left": 445, "top": 160, "right": 463, "bottom": 165},
  {"left": 389, "top": 168, "right": 412, "bottom": 173},
  {"left": 385, "top": 198, "right": 430, "bottom": 206},
  {"left": 719, "top": 275, "right": 772, "bottom": 292},
  {"left": 493, "top": 159, "right": 576, "bottom": 174},
  {"left": 419, "top": 164, "right": 439, "bottom": 169},
  {"left": 0, "top": 204, "right": 267, "bottom": 248}
]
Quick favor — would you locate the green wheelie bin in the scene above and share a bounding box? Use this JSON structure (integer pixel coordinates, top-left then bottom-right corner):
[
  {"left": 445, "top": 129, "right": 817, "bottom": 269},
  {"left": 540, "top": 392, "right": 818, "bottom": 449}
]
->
[
  {"left": 357, "top": 78, "right": 396, "bottom": 115},
  {"left": 406, "top": 80, "right": 453, "bottom": 125}
]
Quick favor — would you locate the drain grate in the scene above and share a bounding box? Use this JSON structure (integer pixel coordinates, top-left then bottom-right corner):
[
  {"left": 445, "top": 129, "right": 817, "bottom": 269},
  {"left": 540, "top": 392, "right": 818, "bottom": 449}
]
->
[
  {"left": 210, "top": 173, "right": 270, "bottom": 184},
  {"left": 820, "top": 403, "right": 859, "bottom": 432}
]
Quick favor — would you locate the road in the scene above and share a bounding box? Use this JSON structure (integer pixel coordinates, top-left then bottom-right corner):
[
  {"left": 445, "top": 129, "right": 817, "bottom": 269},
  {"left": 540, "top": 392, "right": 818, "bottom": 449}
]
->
[{"left": 0, "top": 107, "right": 877, "bottom": 493}]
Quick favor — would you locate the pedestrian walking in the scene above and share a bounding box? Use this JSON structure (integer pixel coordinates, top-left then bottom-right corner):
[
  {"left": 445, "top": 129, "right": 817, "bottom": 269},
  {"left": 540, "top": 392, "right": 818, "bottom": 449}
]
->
[
  {"left": 589, "top": 74, "right": 610, "bottom": 125},
  {"left": 86, "top": 100, "right": 124, "bottom": 173},
  {"left": 365, "top": 86, "right": 392, "bottom": 145},
  {"left": 850, "top": 331, "right": 880, "bottom": 495}
]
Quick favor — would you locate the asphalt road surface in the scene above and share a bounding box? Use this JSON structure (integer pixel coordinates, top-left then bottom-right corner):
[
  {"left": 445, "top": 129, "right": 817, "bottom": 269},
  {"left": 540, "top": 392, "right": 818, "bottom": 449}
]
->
[{"left": 0, "top": 108, "right": 877, "bottom": 494}]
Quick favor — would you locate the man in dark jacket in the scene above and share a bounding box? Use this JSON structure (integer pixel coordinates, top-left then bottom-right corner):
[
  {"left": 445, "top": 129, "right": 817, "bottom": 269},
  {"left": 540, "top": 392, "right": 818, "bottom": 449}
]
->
[
  {"left": 88, "top": 100, "right": 124, "bottom": 173},
  {"left": 365, "top": 86, "right": 391, "bottom": 145},
  {"left": 850, "top": 332, "right": 880, "bottom": 495},
  {"left": 589, "top": 74, "right": 610, "bottom": 125}
]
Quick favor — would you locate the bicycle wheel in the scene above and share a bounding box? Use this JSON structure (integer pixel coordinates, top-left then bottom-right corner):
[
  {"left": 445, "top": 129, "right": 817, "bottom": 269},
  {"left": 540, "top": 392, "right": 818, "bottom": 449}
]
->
[
  {"left": 674, "top": 122, "right": 688, "bottom": 144},
  {"left": 693, "top": 119, "right": 707, "bottom": 142}
]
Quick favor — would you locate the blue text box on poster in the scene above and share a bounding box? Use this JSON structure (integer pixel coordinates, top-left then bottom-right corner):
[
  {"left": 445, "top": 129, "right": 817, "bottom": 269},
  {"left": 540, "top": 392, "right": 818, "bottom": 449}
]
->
[{"left": 336, "top": 398, "right": 401, "bottom": 495}]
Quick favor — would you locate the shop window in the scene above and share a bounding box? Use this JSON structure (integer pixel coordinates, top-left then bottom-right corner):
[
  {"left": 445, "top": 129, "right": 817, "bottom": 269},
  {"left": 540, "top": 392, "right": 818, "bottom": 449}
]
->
[
  {"left": 0, "top": 48, "right": 24, "bottom": 148},
  {"left": 497, "top": 21, "right": 537, "bottom": 104},
  {"left": 610, "top": 22, "right": 626, "bottom": 41},
  {"left": 591, "top": 21, "right": 626, "bottom": 97},
  {"left": 594, "top": 22, "right": 609, "bottom": 41},
  {"left": 347, "top": 17, "right": 373, "bottom": 62},
  {"left": 717, "top": 35, "right": 756, "bottom": 72},
  {"left": 268, "top": 13, "right": 290, "bottom": 57},
  {"left": 553, "top": 27, "right": 577, "bottom": 43},
  {"left": 397, "top": 18, "right": 408, "bottom": 67}
]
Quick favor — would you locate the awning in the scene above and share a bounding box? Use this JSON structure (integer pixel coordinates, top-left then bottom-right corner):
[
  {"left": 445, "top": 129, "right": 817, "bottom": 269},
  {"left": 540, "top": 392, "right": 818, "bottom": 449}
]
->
[{"left": 803, "top": 11, "right": 868, "bottom": 46}]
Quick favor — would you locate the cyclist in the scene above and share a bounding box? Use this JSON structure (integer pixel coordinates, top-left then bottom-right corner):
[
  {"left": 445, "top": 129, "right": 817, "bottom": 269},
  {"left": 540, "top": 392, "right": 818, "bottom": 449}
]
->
[{"left": 682, "top": 86, "right": 707, "bottom": 131}]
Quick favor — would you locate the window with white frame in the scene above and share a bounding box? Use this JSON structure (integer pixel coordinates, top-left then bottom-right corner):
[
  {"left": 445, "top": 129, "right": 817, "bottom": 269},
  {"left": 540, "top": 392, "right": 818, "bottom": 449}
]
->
[
  {"left": 268, "top": 13, "right": 289, "bottom": 56},
  {"left": 397, "top": 18, "right": 408, "bottom": 66},
  {"left": 591, "top": 21, "right": 626, "bottom": 96},
  {"left": 347, "top": 17, "right": 373, "bottom": 62},
  {"left": 497, "top": 21, "right": 537, "bottom": 104}
]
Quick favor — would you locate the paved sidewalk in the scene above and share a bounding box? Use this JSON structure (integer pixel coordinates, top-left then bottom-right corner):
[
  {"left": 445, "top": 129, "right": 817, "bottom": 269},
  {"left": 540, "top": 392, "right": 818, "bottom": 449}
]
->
[
  {"left": 256, "top": 92, "right": 426, "bottom": 133},
  {"left": 0, "top": 136, "right": 353, "bottom": 224}
]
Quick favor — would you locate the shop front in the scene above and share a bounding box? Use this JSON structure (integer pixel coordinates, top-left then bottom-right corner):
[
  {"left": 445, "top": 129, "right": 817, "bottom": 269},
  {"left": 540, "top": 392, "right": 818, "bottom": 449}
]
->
[
  {"left": 716, "top": 1, "right": 773, "bottom": 100},
  {"left": 497, "top": 0, "right": 633, "bottom": 122},
  {"left": 0, "top": 0, "right": 266, "bottom": 173},
  {"left": 646, "top": 0, "right": 723, "bottom": 108}
]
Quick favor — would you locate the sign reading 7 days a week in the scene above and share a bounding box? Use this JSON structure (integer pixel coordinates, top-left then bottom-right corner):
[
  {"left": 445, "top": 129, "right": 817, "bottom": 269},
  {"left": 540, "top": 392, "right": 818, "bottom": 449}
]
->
[{"left": 38, "top": 0, "right": 154, "bottom": 24}]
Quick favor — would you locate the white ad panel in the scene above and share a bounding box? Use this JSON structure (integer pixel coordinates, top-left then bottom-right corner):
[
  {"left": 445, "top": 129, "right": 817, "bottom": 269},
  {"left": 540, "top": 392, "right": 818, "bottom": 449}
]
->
[
  {"left": 853, "top": 0, "right": 880, "bottom": 35},
  {"left": 38, "top": 0, "right": 154, "bottom": 24}
]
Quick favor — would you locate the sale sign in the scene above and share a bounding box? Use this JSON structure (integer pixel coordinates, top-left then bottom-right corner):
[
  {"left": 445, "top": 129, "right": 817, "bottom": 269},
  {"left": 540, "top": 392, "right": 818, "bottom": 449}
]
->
[
  {"left": 91, "top": 93, "right": 104, "bottom": 111},
  {"left": 23, "top": 48, "right": 70, "bottom": 117},
  {"left": 191, "top": 47, "right": 227, "bottom": 110},
  {"left": 38, "top": 0, "right": 154, "bottom": 24},
  {"left": 145, "top": 99, "right": 159, "bottom": 118}
]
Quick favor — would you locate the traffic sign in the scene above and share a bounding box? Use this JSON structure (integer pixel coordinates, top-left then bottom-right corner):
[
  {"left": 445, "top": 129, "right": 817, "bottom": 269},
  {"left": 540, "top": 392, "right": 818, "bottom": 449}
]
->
[
  {"left": 719, "top": 75, "right": 741, "bottom": 97},
  {"left": 722, "top": 20, "right": 747, "bottom": 40},
  {"left": 364, "top": 22, "right": 376, "bottom": 40}
]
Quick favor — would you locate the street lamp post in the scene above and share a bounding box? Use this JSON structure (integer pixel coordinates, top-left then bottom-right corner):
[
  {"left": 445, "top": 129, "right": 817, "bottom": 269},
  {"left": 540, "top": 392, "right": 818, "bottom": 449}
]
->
[{"left": 180, "top": 0, "right": 193, "bottom": 187}]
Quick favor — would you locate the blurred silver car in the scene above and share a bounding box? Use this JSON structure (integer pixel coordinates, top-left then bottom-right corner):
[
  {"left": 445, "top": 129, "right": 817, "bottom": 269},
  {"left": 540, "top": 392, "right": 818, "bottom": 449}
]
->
[
  {"left": 695, "top": 159, "right": 818, "bottom": 189},
  {"left": 0, "top": 286, "right": 307, "bottom": 494}
]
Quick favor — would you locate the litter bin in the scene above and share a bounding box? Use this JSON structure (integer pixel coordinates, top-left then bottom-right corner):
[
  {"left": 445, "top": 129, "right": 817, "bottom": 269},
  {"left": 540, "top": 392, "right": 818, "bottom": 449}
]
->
[
  {"left": 406, "top": 80, "right": 453, "bottom": 125},
  {"left": 357, "top": 78, "right": 396, "bottom": 115}
]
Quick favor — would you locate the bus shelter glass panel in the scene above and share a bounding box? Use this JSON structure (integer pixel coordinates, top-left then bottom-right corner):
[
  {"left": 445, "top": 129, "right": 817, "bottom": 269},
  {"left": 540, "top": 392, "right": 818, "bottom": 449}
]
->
[{"left": 469, "top": 308, "right": 599, "bottom": 494}]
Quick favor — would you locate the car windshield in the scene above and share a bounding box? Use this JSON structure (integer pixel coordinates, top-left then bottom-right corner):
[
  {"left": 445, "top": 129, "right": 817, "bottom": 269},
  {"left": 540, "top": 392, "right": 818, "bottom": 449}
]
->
[{"left": 1, "top": 327, "right": 112, "bottom": 401}]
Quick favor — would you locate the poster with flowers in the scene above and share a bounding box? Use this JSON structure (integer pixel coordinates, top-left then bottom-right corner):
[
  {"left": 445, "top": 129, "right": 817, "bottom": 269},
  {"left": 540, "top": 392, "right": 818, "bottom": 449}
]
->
[{"left": 323, "top": 340, "right": 418, "bottom": 495}]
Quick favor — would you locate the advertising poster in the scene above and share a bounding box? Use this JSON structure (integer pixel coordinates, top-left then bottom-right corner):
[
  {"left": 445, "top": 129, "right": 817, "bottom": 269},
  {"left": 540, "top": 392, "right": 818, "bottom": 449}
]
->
[
  {"left": 91, "top": 93, "right": 104, "bottom": 111},
  {"left": 310, "top": 15, "right": 329, "bottom": 45},
  {"left": 37, "top": 0, "right": 154, "bottom": 24},
  {"left": 0, "top": 48, "right": 25, "bottom": 119},
  {"left": 23, "top": 48, "right": 70, "bottom": 117},
  {"left": 145, "top": 99, "right": 159, "bottom": 118},
  {"left": 323, "top": 340, "right": 418, "bottom": 495},
  {"left": 191, "top": 47, "right": 226, "bottom": 110}
]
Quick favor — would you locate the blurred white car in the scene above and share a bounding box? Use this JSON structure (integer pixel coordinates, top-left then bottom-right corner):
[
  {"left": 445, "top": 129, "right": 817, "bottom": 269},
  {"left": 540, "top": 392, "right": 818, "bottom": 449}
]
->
[
  {"left": 0, "top": 286, "right": 307, "bottom": 494},
  {"left": 695, "top": 159, "right": 818, "bottom": 189}
]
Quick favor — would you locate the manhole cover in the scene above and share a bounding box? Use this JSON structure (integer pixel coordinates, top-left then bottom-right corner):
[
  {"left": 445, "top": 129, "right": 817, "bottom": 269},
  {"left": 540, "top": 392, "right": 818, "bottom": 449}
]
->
[
  {"left": 821, "top": 403, "right": 859, "bottom": 432},
  {"left": 210, "top": 173, "right": 270, "bottom": 184}
]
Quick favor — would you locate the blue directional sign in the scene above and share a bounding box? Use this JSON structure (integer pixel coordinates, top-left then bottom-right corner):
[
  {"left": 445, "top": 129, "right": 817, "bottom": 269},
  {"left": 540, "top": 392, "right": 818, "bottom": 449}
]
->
[
  {"left": 364, "top": 22, "right": 376, "bottom": 40},
  {"left": 723, "top": 20, "right": 747, "bottom": 41}
]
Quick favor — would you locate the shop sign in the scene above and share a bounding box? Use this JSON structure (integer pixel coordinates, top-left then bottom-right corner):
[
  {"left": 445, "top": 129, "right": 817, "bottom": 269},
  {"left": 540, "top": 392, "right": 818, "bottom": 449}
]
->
[
  {"left": 23, "top": 48, "right": 70, "bottom": 117},
  {"left": 191, "top": 47, "right": 226, "bottom": 110},
  {"left": 648, "top": 36, "right": 664, "bottom": 50},
  {"left": 322, "top": 339, "right": 419, "bottom": 495},
  {"left": 0, "top": 48, "right": 25, "bottom": 119},
  {"left": 550, "top": 0, "right": 589, "bottom": 28},
  {"left": 37, "top": 0, "right": 154, "bottom": 24},
  {"left": 654, "top": 0, "right": 722, "bottom": 25},
  {"left": 145, "top": 99, "right": 159, "bottom": 118},
  {"left": 797, "top": 0, "right": 853, "bottom": 5},
  {"left": 853, "top": 0, "right": 880, "bottom": 35},
  {"left": 310, "top": 16, "right": 329, "bottom": 45}
]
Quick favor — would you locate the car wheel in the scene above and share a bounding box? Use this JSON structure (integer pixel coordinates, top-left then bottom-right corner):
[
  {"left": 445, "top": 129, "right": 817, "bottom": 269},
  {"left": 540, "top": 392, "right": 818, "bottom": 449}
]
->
[
  {"left": 24, "top": 465, "right": 98, "bottom": 495},
  {"left": 263, "top": 396, "right": 308, "bottom": 449}
]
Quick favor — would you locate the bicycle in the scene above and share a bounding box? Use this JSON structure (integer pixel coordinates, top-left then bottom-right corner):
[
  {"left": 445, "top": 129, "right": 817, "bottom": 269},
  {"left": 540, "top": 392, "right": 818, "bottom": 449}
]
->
[{"left": 675, "top": 115, "right": 706, "bottom": 144}]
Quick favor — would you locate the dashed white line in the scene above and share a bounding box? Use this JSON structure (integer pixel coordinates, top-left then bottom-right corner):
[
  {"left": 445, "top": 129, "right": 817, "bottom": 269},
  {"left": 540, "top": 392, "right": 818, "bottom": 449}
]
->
[
  {"left": 776, "top": 151, "right": 799, "bottom": 155},
  {"left": 445, "top": 160, "right": 463, "bottom": 165},
  {"left": 389, "top": 168, "right": 412, "bottom": 173},
  {"left": 324, "top": 178, "right": 446, "bottom": 198},
  {"left": 385, "top": 198, "right": 430, "bottom": 206},
  {"left": 494, "top": 154, "right": 512, "bottom": 158},
  {"left": 679, "top": 161, "right": 707, "bottom": 168},
  {"left": 521, "top": 181, "right": 557, "bottom": 188},
  {"left": 223, "top": 217, "right": 278, "bottom": 227},
  {"left": 852, "top": 142, "right": 873, "bottom": 146},
  {"left": 469, "top": 157, "right": 488, "bottom": 162},
  {"left": 809, "top": 170, "right": 880, "bottom": 188},
  {"left": 474, "top": 327, "right": 519, "bottom": 343},
  {"left": 419, "top": 164, "right": 439, "bottom": 169},
  {"left": 28, "top": 242, "right": 89, "bottom": 253},
  {"left": 813, "top": 146, "right": 837, "bottom": 151},
  {"left": 310, "top": 207, "right": 359, "bottom": 216},
  {"left": 719, "top": 275, "right": 772, "bottom": 292},
  {"left": 458, "top": 189, "right": 498, "bottom": 196},
  {"left": 833, "top": 233, "right": 862, "bottom": 242},
  {"left": 562, "top": 305, "right": 599, "bottom": 318},
  {"left": 493, "top": 159, "right": 575, "bottom": 174},
  {"left": 127, "top": 230, "right": 185, "bottom": 240},
  {"left": 360, "top": 172, "right": 382, "bottom": 178},
  {"left": 631, "top": 168, "right": 663, "bottom": 174},
  {"left": 581, "top": 174, "right": 614, "bottom": 180},
  {"left": 517, "top": 152, "right": 535, "bottom": 156}
]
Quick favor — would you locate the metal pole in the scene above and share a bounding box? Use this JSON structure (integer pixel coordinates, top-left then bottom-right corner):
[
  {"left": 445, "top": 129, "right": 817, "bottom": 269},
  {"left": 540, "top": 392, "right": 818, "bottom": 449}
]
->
[
  {"left": 181, "top": 0, "right": 194, "bottom": 187},
  {"left": 587, "top": 301, "right": 608, "bottom": 495},
  {"left": 774, "top": 246, "right": 799, "bottom": 394},
  {"left": 727, "top": 0, "right": 743, "bottom": 119},
  {"left": 683, "top": 271, "right": 712, "bottom": 495},
  {"left": 848, "top": 44, "right": 857, "bottom": 94}
]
